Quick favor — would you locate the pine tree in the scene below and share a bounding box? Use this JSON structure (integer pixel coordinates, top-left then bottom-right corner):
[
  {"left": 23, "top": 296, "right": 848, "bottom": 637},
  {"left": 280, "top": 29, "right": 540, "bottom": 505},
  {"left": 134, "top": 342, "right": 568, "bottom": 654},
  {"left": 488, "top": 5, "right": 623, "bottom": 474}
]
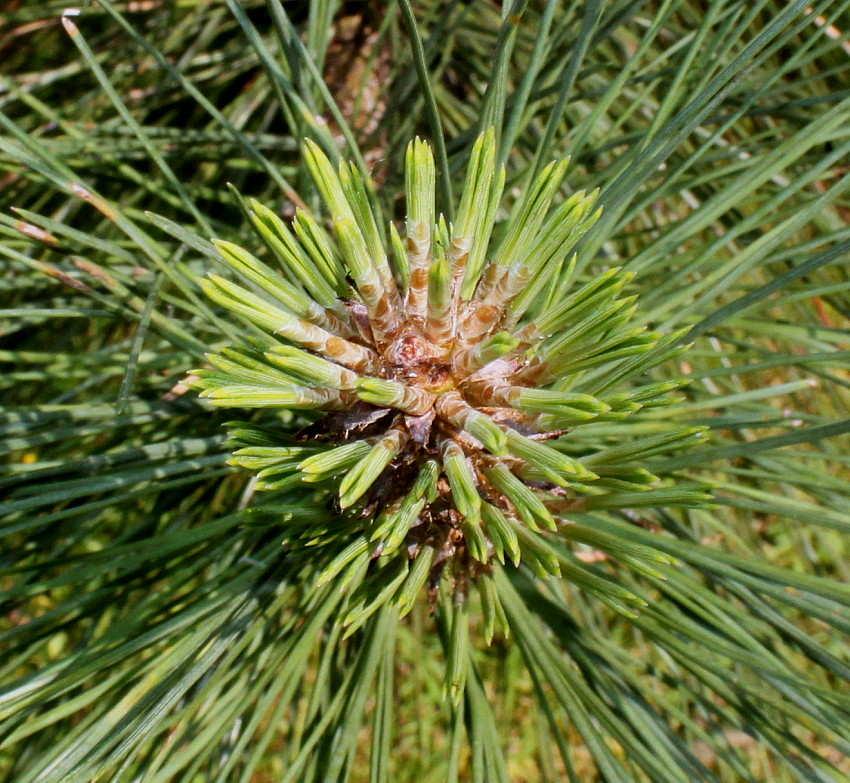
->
[{"left": 1, "top": 2, "right": 849, "bottom": 781}]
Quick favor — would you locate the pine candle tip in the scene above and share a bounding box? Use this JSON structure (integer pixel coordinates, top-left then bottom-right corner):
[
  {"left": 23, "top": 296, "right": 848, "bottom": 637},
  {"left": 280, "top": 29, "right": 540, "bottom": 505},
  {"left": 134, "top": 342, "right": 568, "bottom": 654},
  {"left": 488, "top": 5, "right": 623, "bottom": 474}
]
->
[{"left": 192, "top": 131, "right": 704, "bottom": 625}]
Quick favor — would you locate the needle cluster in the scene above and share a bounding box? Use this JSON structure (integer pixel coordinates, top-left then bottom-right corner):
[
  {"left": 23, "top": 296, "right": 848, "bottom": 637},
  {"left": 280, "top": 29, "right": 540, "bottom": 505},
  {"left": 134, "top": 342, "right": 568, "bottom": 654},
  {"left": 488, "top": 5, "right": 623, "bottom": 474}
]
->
[{"left": 191, "top": 131, "right": 710, "bottom": 644}]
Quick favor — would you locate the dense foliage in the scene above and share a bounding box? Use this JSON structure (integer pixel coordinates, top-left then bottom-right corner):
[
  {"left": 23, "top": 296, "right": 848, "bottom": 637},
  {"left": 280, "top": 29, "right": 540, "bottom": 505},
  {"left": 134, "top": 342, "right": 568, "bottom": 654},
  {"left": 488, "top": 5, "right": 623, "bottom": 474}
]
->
[{"left": 1, "top": 1, "right": 849, "bottom": 781}]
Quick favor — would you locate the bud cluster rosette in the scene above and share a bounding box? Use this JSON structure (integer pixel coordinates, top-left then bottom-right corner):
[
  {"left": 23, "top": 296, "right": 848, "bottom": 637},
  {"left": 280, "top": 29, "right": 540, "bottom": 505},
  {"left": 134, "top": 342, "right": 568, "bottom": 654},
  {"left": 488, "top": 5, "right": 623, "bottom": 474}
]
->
[{"left": 183, "top": 130, "right": 711, "bottom": 659}]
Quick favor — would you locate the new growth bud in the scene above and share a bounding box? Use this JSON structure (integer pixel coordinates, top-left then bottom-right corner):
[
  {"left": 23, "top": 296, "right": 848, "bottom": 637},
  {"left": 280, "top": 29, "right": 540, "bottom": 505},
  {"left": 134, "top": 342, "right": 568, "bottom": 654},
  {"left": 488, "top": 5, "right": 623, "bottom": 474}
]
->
[{"left": 190, "top": 131, "right": 711, "bottom": 687}]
